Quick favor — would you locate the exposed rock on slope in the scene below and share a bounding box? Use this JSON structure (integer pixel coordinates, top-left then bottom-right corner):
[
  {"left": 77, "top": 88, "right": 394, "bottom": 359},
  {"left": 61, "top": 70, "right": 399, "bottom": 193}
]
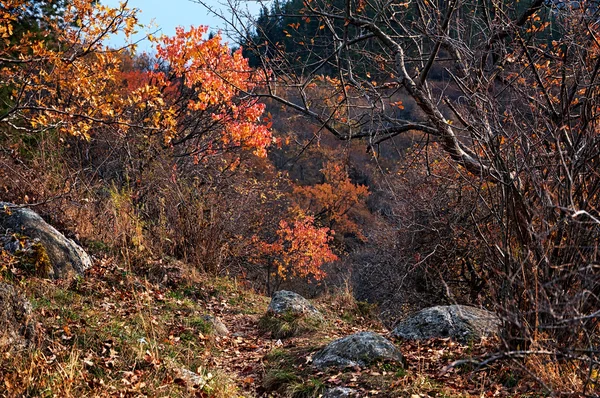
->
[
  {"left": 392, "top": 305, "right": 500, "bottom": 342},
  {"left": 0, "top": 282, "right": 36, "bottom": 351},
  {"left": 260, "top": 290, "right": 324, "bottom": 338},
  {"left": 267, "top": 290, "right": 323, "bottom": 320},
  {"left": 0, "top": 203, "right": 91, "bottom": 278},
  {"left": 312, "top": 331, "right": 404, "bottom": 369}
]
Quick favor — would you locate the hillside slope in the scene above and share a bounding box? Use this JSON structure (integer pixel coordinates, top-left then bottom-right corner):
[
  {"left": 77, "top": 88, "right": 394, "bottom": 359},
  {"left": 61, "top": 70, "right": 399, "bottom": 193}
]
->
[{"left": 1, "top": 255, "right": 553, "bottom": 397}]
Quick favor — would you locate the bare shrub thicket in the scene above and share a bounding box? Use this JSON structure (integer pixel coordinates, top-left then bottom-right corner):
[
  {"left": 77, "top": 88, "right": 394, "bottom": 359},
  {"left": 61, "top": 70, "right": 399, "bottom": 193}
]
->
[
  {"left": 0, "top": 113, "right": 294, "bottom": 289},
  {"left": 351, "top": 144, "right": 491, "bottom": 322},
  {"left": 223, "top": 0, "right": 600, "bottom": 392},
  {"left": 69, "top": 122, "right": 295, "bottom": 276}
]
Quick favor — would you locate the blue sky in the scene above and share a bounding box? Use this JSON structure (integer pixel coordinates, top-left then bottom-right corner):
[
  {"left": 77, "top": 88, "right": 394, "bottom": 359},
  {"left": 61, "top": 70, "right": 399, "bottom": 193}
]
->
[{"left": 100, "top": 0, "right": 265, "bottom": 52}]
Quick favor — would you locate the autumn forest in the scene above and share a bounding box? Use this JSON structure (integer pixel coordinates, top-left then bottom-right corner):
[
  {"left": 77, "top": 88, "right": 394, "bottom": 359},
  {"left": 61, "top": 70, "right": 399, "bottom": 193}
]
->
[{"left": 1, "top": 0, "right": 600, "bottom": 396}]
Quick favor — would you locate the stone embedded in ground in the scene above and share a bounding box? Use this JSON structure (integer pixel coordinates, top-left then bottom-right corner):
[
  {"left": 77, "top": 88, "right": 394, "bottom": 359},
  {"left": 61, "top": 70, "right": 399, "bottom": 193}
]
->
[
  {"left": 201, "top": 315, "right": 229, "bottom": 336},
  {"left": 323, "top": 387, "right": 360, "bottom": 398},
  {"left": 392, "top": 305, "right": 500, "bottom": 342},
  {"left": 323, "top": 386, "right": 360, "bottom": 398},
  {"left": 266, "top": 290, "right": 323, "bottom": 320},
  {"left": 261, "top": 291, "right": 324, "bottom": 338},
  {"left": 312, "top": 331, "right": 404, "bottom": 369},
  {"left": 0, "top": 202, "right": 92, "bottom": 278},
  {"left": 173, "top": 367, "right": 207, "bottom": 389},
  {"left": 0, "top": 282, "right": 36, "bottom": 351}
]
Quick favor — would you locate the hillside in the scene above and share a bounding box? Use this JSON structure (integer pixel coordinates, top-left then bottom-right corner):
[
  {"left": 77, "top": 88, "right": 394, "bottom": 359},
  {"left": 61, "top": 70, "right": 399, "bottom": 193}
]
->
[
  {"left": 1, "top": 253, "right": 551, "bottom": 397},
  {"left": 2, "top": 1, "right": 600, "bottom": 396}
]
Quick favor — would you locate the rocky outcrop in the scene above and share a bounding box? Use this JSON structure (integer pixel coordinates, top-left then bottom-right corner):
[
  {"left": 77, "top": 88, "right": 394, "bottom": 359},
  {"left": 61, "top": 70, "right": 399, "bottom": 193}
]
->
[
  {"left": 392, "top": 305, "right": 500, "bottom": 342},
  {"left": 0, "top": 282, "right": 36, "bottom": 351},
  {"left": 266, "top": 290, "right": 323, "bottom": 320},
  {"left": 0, "top": 203, "right": 91, "bottom": 278},
  {"left": 313, "top": 331, "right": 404, "bottom": 369}
]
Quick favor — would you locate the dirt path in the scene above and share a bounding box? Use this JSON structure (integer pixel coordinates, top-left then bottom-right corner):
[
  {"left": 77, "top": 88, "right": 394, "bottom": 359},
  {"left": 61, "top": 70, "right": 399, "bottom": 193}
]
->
[{"left": 198, "top": 288, "right": 516, "bottom": 397}]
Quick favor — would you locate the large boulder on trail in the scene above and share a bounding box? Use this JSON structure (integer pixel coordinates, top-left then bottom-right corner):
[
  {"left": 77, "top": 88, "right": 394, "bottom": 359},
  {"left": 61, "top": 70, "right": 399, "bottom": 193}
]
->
[
  {"left": 0, "top": 203, "right": 91, "bottom": 278},
  {"left": 312, "top": 331, "right": 404, "bottom": 369},
  {"left": 267, "top": 290, "right": 323, "bottom": 320},
  {"left": 0, "top": 282, "right": 36, "bottom": 351},
  {"left": 392, "top": 305, "right": 500, "bottom": 342}
]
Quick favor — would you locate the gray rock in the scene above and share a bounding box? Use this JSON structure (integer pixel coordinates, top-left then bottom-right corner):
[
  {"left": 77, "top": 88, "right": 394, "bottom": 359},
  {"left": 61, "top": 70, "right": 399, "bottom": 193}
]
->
[
  {"left": 174, "top": 367, "right": 207, "bottom": 389},
  {"left": 322, "top": 387, "right": 360, "bottom": 398},
  {"left": 0, "top": 203, "right": 91, "bottom": 278},
  {"left": 267, "top": 290, "right": 323, "bottom": 320},
  {"left": 392, "top": 305, "right": 500, "bottom": 342},
  {"left": 201, "top": 315, "right": 229, "bottom": 336},
  {"left": 313, "top": 331, "right": 404, "bottom": 369},
  {"left": 0, "top": 282, "right": 36, "bottom": 351}
]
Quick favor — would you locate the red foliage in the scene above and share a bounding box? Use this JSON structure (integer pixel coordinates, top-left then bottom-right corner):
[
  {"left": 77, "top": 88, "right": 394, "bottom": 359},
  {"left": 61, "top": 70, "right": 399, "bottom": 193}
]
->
[
  {"left": 293, "top": 161, "right": 369, "bottom": 240},
  {"left": 252, "top": 212, "right": 338, "bottom": 282}
]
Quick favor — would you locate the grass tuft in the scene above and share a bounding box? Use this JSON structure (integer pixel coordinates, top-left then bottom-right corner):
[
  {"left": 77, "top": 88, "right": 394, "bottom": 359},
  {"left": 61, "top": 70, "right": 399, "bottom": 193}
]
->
[
  {"left": 258, "top": 310, "right": 323, "bottom": 339},
  {"left": 262, "top": 368, "right": 300, "bottom": 392},
  {"left": 286, "top": 377, "right": 326, "bottom": 398}
]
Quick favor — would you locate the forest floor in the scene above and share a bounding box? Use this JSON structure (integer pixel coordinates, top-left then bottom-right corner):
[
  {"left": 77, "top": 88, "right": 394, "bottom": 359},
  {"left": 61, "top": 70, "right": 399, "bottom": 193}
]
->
[{"left": 1, "top": 255, "right": 573, "bottom": 397}]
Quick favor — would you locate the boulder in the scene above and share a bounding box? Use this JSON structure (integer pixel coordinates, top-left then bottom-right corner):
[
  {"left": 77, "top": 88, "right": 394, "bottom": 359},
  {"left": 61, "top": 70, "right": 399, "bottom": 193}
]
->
[
  {"left": 260, "top": 290, "right": 324, "bottom": 338},
  {"left": 201, "top": 315, "right": 229, "bottom": 336},
  {"left": 0, "top": 282, "right": 36, "bottom": 351},
  {"left": 267, "top": 290, "right": 323, "bottom": 320},
  {"left": 392, "top": 305, "right": 500, "bottom": 342},
  {"left": 0, "top": 203, "right": 91, "bottom": 278},
  {"left": 312, "top": 331, "right": 404, "bottom": 369}
]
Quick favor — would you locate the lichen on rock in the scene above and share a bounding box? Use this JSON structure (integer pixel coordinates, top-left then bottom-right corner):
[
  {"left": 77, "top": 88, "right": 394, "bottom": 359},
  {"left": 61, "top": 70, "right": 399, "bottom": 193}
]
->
[
  {"left": 312, "top": 331, "right": 404, "bottom": 369},
  {"left": 260, "top": 290, "right": 324, "bottom": 338},
  {"left": 1, "top": 234, "right": 53, "bottom": 277},
  {"left": 266, "top": 290, "right": 323, "bottom": 319},
  {"left": 0, "top": 203, "right": 91, "bottom": 278},
  {"left": 0, "top": 282, "right": 36, "bottom": 351},
  {"left": 392, "top": 305, "right": 500, "bottom": 342}
]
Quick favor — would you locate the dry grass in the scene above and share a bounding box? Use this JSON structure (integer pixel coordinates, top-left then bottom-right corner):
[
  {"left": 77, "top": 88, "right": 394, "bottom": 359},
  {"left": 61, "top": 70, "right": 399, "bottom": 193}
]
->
[
  {"left": 1, "top": 256, "right": 575, "bottom": 398},
  {"left": 524, "top": 354, "right": 586, "bottom": 395},
  {"left": 522, "top": 337, "right": 597, "bottom": 396},
  {"left": 316, "top": 280, "right": 379, "bottom": 327},
  {"left": 0, "top": 261, "right": 247, "bottom": 397}
]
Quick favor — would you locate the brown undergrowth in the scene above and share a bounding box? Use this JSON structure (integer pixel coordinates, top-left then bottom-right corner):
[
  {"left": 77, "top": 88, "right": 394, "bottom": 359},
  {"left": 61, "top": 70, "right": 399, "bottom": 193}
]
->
[{"left": 0, "top": 253, "right": 581, "bottom": 397}]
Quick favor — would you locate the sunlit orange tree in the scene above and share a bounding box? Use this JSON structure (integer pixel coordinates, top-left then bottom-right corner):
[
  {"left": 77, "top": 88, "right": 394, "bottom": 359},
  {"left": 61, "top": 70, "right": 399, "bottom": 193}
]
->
[
  {"left": 0, "top": 0, "right": 342, "bottom": 291},
  {"left": 293, "top": 160, "right": 369, "bottom": 242},
  {"left": 251, "top": 210, "right": 337, "bottom": 294},
  {"left": 0, "top": 0, "right": 272, "bottom": 155}
]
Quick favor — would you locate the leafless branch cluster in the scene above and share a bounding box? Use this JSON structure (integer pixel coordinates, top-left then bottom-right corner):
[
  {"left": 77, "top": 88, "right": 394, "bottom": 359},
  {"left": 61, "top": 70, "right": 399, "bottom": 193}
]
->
[{"left": 212, "top": 0, "right": 600, "bottom": 392}]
